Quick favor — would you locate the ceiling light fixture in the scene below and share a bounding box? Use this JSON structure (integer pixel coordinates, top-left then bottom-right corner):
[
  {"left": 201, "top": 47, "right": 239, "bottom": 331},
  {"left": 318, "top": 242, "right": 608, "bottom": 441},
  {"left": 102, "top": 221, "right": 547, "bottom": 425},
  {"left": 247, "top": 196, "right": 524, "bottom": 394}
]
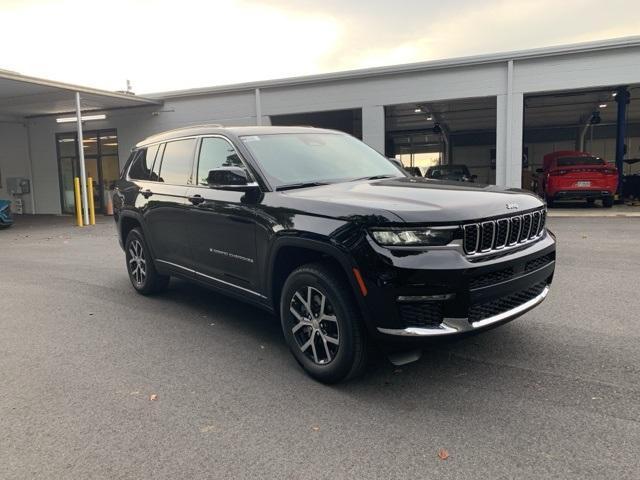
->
[
  {"left": 599, "top": 103, "right": 608, "bottom": 108},
  {"left": 414, "top": 107, "right": 422, "bottom": 113},
  {"left": 426, "top": 115, "right": 433, "bottom": 121},
  {"left": 56, "top": 114, "right": 106, "bottom": 123}
]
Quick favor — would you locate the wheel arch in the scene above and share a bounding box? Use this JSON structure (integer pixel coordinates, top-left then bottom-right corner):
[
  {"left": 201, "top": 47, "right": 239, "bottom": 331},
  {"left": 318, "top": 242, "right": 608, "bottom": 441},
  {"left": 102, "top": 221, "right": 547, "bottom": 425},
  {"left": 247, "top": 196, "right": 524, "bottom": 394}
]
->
[{"left": 266, "top": 237, "right": 370, "bottom": 322}]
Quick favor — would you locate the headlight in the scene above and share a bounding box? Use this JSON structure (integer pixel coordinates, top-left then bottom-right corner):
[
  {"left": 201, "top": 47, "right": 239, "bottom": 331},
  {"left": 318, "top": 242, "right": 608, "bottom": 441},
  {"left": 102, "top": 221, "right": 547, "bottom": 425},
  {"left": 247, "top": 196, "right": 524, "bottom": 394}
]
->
[{"left": 370, "top": 227, "right": 457, "bottom": 246}]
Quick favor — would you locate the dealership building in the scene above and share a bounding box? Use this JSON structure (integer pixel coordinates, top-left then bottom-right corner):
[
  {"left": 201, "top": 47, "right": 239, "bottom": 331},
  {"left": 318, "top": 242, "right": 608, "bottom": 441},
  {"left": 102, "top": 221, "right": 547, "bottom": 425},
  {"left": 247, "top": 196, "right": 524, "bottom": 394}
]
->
[{"left": 1, "top": 36, "right": 639, "bottom": 215}]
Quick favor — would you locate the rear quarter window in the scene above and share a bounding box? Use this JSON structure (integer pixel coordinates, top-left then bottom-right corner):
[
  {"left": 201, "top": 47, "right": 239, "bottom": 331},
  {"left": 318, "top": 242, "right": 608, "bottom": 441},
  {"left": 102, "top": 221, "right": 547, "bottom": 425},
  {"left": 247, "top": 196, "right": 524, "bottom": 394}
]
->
[{"left": 128, "top": 148, "right": 154, "bottom": 180}]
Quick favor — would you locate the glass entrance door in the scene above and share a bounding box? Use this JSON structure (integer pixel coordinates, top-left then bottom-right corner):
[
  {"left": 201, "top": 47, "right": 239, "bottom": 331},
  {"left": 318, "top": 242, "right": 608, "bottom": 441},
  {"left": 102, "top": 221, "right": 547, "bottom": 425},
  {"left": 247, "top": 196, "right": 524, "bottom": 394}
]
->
[{"left": 56, "top": 129, "right": 119, "bottom": 214}]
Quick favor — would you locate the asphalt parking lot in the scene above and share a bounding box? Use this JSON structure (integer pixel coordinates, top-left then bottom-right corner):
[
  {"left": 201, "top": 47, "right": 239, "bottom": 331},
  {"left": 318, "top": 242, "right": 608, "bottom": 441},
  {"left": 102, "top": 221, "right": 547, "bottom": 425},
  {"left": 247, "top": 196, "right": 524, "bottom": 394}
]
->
[{"left": 1, "top": 215, "right": 639, "bottom": 479}]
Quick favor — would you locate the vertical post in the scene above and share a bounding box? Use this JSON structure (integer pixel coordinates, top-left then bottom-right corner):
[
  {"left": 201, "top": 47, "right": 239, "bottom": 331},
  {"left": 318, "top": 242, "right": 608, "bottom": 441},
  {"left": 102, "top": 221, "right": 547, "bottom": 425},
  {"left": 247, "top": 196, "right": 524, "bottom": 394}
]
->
[
  {"left": 25, "top": 122, "right": 37, "bottom": 214},
  {"left": 615, "top": 86, "right": 629, "bottom": 196},
  {"left": 362, "top": 105, "right": 386, "bottom": 154},
  {"left": 255, "top": 88, "right": 262, "bottom": 126},
  {"left": 87, "top": 177, "right": 96, "bottom": 225},
  {"left": 75, "top": 92, "right": 89, "bottom": 225},
  {"left": 73, "top": 177, "right": 83, "bottom": 227},
  {"left": 496, "top": 94, "right": 508, "bottom": 186},
  {"left": 496, "top": 60, "right": 523, "bottom": 188},
  {"left": 505, "top": 60, "right": 514, "bottom": 187}
]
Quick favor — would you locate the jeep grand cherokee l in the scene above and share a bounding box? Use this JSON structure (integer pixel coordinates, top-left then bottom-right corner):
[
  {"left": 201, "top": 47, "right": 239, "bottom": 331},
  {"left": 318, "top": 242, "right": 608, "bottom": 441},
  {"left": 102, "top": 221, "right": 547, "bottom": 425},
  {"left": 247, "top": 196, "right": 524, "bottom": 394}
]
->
[{"left": 113, "top": 125, "right": 556, "bottom": 383}]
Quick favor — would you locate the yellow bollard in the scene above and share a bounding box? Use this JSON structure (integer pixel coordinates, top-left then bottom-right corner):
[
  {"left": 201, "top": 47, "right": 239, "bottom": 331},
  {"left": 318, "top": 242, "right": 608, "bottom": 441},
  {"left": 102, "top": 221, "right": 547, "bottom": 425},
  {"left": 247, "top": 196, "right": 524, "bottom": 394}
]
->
[
  {"left": 87, "top": 177, "right": 96, "bottom": 225},
  {"left": 73, "top": 177, "right": 83, "bottom": 227}
]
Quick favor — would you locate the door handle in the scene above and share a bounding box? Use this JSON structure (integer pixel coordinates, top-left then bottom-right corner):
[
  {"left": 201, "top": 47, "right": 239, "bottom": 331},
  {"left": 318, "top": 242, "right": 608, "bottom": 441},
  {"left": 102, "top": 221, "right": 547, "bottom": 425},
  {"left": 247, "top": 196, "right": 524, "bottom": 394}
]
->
[
  {"left": 141, "top": 189, "right": 153, "bottom": 199},
  {"left": 189, "top": 194, "right": 205, "bottom": 205}
]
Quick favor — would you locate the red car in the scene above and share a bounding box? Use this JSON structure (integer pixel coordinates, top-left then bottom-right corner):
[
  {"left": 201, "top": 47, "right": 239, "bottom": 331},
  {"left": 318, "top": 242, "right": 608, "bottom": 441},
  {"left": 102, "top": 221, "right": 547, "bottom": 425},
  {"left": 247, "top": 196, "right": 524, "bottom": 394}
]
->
[{"left": 537, "top": 151, "right": 617, "bottom": 207}]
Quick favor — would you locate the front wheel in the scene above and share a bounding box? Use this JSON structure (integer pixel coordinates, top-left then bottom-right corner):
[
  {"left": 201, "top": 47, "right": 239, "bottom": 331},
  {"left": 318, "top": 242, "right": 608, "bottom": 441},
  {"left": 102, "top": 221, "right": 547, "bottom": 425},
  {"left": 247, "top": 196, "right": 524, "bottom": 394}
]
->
[
  {"left": 602, "top": 196, "right": 614, "bottom": 208},
  {"left": 280, "top": 263, "right": 368, "bottom": 383},
  {"left": 125, "top": 228, "right": 170, "bottom": 295}
]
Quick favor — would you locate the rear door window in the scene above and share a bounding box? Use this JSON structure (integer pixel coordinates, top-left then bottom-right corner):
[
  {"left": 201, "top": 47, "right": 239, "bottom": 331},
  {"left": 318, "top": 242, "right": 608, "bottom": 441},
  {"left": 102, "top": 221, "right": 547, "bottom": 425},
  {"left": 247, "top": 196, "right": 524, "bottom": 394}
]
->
[{"left": 157, "top": 138, "right": 197, "bottom": 184}]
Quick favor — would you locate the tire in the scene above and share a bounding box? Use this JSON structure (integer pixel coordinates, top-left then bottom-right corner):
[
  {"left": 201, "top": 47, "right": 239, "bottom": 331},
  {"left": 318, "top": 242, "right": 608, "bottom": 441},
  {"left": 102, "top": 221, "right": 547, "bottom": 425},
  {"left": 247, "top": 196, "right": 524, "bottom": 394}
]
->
[
  {"left": 602, "top": 196, "right": 614, "bottom": 208},
  {"left": 586, "top": 198, "right": 595, "bottom": 205},
  {"left": 545, "top": 195, "right": 555, "bottom": 208},
  {"left": 280, "top": 263, "right": 369, "bottom": 384},
  {"left": 125, "top": 228, "right": 170, "bottom": 295}
]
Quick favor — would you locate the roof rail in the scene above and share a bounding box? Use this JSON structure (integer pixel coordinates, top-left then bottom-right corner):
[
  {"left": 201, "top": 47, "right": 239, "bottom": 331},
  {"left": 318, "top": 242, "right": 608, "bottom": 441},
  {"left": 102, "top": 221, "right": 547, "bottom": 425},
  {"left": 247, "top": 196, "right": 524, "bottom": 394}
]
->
[{"left": 162, "top": 123, "right": 224, "bottom": 133}]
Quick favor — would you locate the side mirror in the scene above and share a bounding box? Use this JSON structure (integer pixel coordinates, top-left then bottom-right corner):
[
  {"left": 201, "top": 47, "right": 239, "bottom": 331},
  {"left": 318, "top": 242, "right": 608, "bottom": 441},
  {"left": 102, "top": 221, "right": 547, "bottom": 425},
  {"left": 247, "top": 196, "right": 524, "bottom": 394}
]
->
[
  {"left": 535, "top": 168, "right": 544, "bottom": 174},
  {"left": 207, "top": 167, "right": 259, "bottom": 191}
]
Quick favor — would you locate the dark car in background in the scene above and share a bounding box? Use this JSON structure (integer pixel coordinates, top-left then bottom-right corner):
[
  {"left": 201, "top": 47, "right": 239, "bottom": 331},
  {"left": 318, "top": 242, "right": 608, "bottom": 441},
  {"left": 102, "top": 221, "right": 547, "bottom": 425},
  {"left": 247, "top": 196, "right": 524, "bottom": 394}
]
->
[
  {"left": 113, "top": 126, "right": 555, "bottom": 383},
  {"left": 425, "top": 164, "right": 476, "bottom": 182},
  {"left": 0, "top": 200, "right": 13, "bottom": 228}
]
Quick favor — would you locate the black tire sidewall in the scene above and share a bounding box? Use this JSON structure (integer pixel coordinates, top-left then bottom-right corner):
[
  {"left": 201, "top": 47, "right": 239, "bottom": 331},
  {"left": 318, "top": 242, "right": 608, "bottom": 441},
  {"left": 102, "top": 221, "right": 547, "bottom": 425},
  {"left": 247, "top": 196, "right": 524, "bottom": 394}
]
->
[{"left": 280, "top": 267, "right": 359, "bottom": 383}]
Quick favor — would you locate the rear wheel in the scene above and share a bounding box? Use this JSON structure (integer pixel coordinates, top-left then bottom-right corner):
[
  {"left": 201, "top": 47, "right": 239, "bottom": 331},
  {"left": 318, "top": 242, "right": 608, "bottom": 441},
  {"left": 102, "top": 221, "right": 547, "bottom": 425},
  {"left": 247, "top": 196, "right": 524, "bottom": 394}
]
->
[
  {"left": 280, "top": 263, "right": 368, "bottom": 383},
  {"left": 125, "top": 228, "right": 170, "bottom": 295},
  {"left": 602, "top": 196, "right": 614, "bottom": 208},
  {"left": 586, "top": 198, "right": 595, "bottom": 206}
]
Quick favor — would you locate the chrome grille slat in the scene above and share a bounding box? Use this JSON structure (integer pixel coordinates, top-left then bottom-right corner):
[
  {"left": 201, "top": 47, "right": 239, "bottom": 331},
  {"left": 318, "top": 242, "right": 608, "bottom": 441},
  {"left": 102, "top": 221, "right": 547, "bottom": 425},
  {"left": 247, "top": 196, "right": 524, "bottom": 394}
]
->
[
  {"left": 508, "top": 216, "right": 521, "bottom": 246},
  {"left": 480, "top": 221, "right": 496, "bottom": 252},
  {"left": 495, "top": 219, "right": 509, "bottom": 249},
  {"left": 530, "top": 211, "right": 540, "bottom": 240},
  {"left": 462, "top": 209, "right": 546, "bottom": 257},
  {"left": 520, "top": 213, "right": 532, "bottom": 243}
]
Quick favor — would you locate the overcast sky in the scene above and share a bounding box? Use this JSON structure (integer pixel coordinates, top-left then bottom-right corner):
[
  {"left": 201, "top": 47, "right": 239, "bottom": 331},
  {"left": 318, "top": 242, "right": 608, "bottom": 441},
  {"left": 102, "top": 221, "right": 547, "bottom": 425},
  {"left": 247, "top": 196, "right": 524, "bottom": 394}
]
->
[{"left": 1, "top": 0, "right": 639, "bottom": 94}]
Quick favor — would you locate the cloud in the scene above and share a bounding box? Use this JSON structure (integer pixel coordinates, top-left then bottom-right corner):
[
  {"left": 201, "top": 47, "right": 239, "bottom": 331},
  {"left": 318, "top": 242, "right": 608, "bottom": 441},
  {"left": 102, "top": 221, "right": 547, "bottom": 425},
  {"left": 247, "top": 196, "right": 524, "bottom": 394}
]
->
[{"left": 0, "top": 0, "right": 638, "bottom": 92}]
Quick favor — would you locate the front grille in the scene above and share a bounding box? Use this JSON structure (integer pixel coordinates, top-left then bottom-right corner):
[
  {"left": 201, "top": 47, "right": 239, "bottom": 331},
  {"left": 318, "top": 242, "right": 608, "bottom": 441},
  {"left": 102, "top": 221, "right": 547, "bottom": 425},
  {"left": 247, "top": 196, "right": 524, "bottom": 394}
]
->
[
  {"left": 469, "top": 267, "right": 515, "bottom": 289},
  {"left": 468, "top": 281, "right": 547, "bottom": 323},
  {"left": 463, "top": 209, "right": 546, "bottom": 255},
  {"left": 525, "top": 253, "right": 555, "bottom": 273},
  {"left": 399, "top": 302, "right": 443, "bottom": 328}
]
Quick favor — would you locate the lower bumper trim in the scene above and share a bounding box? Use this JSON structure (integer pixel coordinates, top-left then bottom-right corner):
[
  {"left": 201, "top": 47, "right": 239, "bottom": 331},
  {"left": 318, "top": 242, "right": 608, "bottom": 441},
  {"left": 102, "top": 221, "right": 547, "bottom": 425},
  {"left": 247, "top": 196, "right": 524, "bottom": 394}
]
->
[{"left": 378, "top": 285, "right": 550, "bottom": 337}]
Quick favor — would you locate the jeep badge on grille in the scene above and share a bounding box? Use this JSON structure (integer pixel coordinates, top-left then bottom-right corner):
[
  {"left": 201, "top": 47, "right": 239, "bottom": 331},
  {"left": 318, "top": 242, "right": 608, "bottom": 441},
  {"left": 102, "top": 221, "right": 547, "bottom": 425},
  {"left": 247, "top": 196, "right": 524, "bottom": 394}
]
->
[{"left": 506, "top": 203, "right": 519, "bottom": 210}]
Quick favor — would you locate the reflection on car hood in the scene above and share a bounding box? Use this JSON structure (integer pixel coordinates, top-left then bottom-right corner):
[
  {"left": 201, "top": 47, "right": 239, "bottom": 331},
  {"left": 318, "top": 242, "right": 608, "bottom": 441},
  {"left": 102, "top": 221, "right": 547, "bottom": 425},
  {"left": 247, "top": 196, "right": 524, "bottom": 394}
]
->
[{"left": 282, "top": 176, "right": 543, "bottom": 223}]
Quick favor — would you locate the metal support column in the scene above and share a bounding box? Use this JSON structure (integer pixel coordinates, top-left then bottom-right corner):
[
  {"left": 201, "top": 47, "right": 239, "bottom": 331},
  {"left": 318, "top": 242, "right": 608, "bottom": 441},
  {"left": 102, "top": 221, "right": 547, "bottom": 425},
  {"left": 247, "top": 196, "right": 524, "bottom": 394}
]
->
[
  {"left": 75, "top": 92, "right": 89, "bottom": 225},
  {"left": 614, "top": 86, "right": 630, "bottom": 196},
  {"left": 255, "top": 88, "right": 262, "bottom": 126}
]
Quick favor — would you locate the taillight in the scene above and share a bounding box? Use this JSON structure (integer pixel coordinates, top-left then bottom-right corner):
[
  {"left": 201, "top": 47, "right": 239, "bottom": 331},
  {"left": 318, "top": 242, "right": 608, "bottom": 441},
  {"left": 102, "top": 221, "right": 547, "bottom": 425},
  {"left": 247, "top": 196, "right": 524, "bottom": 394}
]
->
[{"left": 602, "top": 168, "right": 617, "bottom": 175}]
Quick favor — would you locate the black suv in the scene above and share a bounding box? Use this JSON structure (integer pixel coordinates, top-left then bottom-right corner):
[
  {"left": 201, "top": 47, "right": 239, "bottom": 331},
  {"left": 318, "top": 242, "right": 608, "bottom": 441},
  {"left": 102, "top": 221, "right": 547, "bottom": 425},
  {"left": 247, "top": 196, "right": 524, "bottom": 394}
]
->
[{"left": 114, "top": 125, "right": 556, "bottom": 383}]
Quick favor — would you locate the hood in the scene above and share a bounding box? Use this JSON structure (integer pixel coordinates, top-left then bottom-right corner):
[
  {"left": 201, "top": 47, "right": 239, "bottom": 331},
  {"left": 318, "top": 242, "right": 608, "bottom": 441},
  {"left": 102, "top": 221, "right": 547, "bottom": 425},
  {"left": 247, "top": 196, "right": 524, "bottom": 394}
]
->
[{"left": 282, "top": 177, "right": 543, "bottom": 223}]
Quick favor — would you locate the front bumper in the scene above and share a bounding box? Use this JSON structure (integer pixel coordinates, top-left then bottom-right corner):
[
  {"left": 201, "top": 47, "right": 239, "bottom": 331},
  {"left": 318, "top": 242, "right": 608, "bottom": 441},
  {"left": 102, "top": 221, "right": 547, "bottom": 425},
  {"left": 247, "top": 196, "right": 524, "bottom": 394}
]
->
[
  {"left": 378, "top": 285, "right": 549, "bottom": 337},
  {"left": 552, "top": 189, "right": 613, "bottom": 200},
  {"left": 355, "top": 230, "right": 556, "bottom": 341}
]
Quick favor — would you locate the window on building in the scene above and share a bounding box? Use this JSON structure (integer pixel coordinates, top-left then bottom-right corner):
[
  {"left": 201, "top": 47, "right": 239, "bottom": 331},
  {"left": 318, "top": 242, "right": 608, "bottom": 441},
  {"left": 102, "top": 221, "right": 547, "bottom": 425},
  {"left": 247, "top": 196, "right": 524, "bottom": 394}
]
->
[
  {"left": 157, "top": 139, "right": 196, "bottom": 184},
  {"left": 196, "top": 137, "right": 245, "bottom": 186}
]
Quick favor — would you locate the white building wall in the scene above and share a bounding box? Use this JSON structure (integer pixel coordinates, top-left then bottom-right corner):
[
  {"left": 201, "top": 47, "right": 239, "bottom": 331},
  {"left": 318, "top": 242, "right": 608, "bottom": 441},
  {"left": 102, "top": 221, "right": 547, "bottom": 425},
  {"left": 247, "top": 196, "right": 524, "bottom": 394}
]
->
[
  {"left": 0, "top": 121, "right": 33, "bottom": 212},
  {"left": 18, "top": 42, "right": 640, "bottom": 214}
]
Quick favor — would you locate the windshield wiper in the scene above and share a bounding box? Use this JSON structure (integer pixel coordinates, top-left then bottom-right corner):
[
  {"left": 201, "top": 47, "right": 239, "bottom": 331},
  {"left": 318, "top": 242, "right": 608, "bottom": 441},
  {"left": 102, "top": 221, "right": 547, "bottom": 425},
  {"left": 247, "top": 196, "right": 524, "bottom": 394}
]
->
[
  {"left": 350, "top": 174, "right": 398, "bottom": 182},
  {"left": 276, "top": 181, "right": 330, "bottom": 191}
]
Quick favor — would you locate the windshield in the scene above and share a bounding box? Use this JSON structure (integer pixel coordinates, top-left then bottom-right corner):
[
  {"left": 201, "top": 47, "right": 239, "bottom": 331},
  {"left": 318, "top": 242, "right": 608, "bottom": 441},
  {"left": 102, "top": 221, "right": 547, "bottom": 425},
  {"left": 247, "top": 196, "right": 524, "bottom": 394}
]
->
[
  {"left": 557, "top": 156, "right": 604, "bottom": 167},
  {"left": 240, "top": 133, "right": 402, "bottom": 187}
]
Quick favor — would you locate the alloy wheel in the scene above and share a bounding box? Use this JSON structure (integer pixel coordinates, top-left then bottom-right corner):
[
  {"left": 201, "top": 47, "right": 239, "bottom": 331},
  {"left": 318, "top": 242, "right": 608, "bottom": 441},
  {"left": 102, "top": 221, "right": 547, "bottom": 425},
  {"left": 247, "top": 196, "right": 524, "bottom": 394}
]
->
[
  {"left": 128, "top": 239, "right": 147, "bottom": 286},
  {"left": 289, "top": 286, "right": 340, "bottom": 365}
]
